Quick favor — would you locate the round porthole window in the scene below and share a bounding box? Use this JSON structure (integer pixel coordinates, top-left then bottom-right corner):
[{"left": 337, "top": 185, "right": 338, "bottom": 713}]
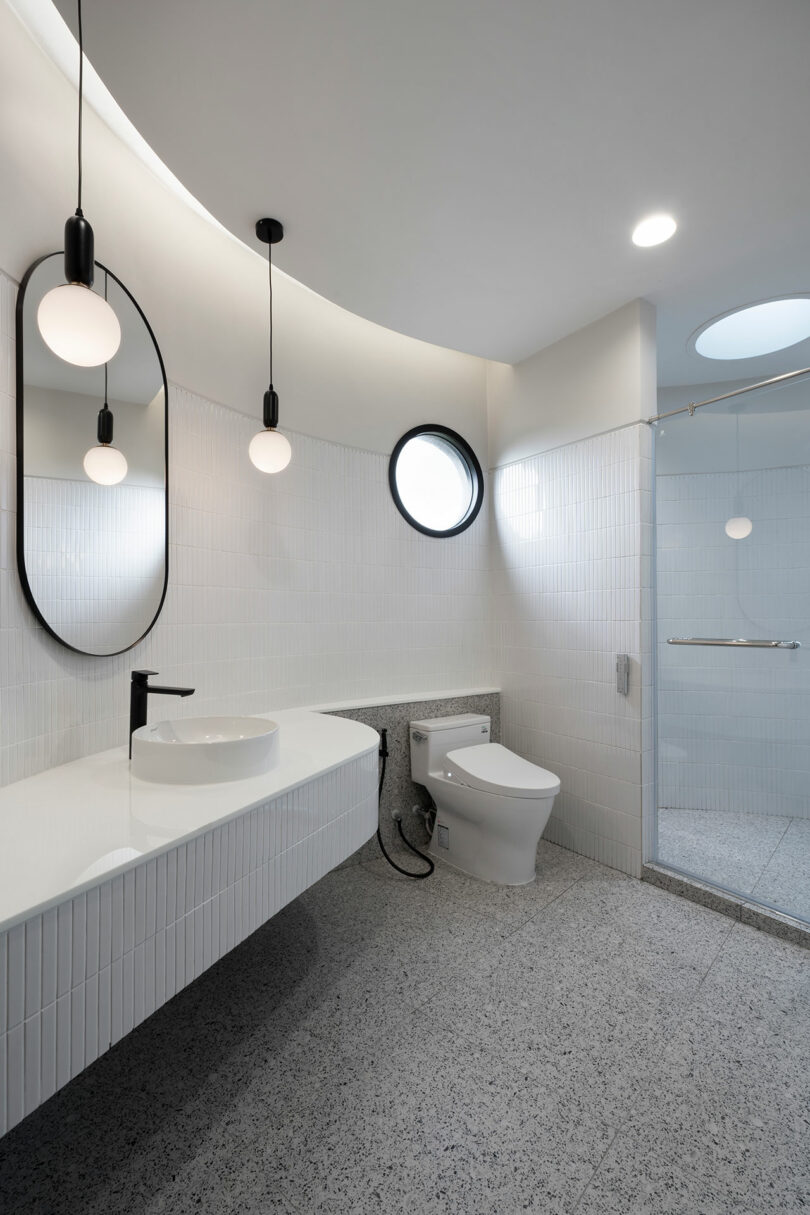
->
[{"left": 388, "top": 424, "right": 484, "bottom": 537}]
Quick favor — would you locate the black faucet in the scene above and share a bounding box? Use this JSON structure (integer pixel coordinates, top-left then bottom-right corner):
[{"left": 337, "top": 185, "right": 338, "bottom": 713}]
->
[{"left": 129, "top": 670, "right": 196, "bottom": 758}]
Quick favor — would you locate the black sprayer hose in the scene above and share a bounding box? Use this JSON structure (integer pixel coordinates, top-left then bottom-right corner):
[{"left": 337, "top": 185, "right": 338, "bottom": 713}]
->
[{"left": 376, "top": 729, "right": 434, "bottom": 879}]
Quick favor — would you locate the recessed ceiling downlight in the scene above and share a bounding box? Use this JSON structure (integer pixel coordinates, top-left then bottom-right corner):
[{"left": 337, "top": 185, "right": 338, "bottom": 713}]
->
[
  {"left": 694, "top": 297, "right": 810, "bottom": 360},
  {"left": 631, "top": 214, "right": 677, "bottom": 247}
]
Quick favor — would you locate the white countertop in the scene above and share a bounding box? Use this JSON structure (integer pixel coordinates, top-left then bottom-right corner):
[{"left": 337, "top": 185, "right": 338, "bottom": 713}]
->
[{"left": 0, "top": 710, "right": 379, "bottom": 932}]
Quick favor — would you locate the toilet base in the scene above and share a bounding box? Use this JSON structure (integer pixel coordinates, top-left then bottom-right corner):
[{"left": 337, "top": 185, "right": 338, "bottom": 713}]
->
[
  {"left": 427, "top": 841, "right": 537, "bottom": 886},
  {"left": 425, "top": 785, "right": 552, "bottom": 886}
]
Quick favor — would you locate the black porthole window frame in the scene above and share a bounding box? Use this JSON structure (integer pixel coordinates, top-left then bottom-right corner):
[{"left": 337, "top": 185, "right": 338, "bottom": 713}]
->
[{"left": 388, "top": 423, "right": 484, "bottom": 538}]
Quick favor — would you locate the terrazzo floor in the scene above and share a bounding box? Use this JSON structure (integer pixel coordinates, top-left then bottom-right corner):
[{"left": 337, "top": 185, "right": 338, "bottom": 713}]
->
[
  {"left": 1, "top": 840, "right": 808, "bottom": 1213},
  {"left": 658, "top": 807, "right": 810, "bottom": 923}
]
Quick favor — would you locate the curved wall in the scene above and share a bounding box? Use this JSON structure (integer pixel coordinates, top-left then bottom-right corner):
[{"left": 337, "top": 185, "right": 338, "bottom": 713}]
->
[{"left": 0, "top": 1, "right": 487, "bottom": 454}]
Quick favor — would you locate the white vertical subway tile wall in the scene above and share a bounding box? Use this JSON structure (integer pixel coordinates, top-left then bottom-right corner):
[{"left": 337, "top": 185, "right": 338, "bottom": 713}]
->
[
  {"left": 22, "top": 479, "right": 165, "bottom": 654},
  {"left": 0, "top": 268, "right": 491, "bottom": 787},
  {"left": 491, "top": 426, "right": 653, "bottom": 877}
]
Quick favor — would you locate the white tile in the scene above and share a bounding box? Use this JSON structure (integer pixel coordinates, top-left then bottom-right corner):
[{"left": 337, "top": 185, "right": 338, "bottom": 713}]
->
[
  {"left": 0, "top": 1032, "right": 6, "bottom": 1137},
  {"left": 85, "top": 887, "right": 100, "bottom": 980},
  {"left": 7, "top": 922, "right": 24, "bottom": 1030},
  {"left": 143, "top": 935, "right": 156, "bottom": 1020},
  {"left": 97, "top": 964, "right": 111, "bottom": 1055},
  {"left": 110, "top": 957, "right": 123, "bottom": 1046},
  {"left": 98, "top": 881, "right": 112, "bottom": 972},
  {"left": 0, "top": 931, "right": 6, "bottom": 1036},
  {"left": 6, "top": 1022, "right": 23, "bottom": 1132},
  {"left": 41, "top": 907, "right": 58, "bottom": 1008},
  {"left": 69, "top": 985, "right": 85, "bottom": 1078},
  {"left": 123, "top": 871, "right": 135, "bottom": 954},
  {"left": 55, "top": 992, "right": 71, "bottom": 1089},
  {"left": 23, "top": 1012, "right": 41, "bottom": 1117},
  {"left": 24, "top": 916, "right": 41, "bottom": 1020},
  {"left": 111, "top": 875, "right": 124, "bottom": 962},
  {"left": 70, "top": 895, "right": 86, "bottom": 989},
  {"left": 135, "top": 864, "right": 147, "bottom": 946},
  {"left": 84, "top": 971, "right": 99, "bottom": 1066},
  {"left": 122, "top": 949, "right": 135, "bottom": 1036},
  {"left": 133, "top": 943, "right": 145, "bottom": 1027},
  {"left": 40, "top": 999, "right": 57, "bottom": 1102}
]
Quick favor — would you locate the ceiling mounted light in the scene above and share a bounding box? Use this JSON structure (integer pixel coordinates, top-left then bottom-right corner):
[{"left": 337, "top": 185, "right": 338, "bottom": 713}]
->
[
  {"left": 631, "top": 213, "right": 677, "bottom": 248},
  {"left": 693, "top": 297, "right": 810, "bottom": 360},
  {"left": 37, "top": 0, "right": 121, "bottom": 367},
  {"left": 249, "top": 218, "right": 292, "bottom": 474}
]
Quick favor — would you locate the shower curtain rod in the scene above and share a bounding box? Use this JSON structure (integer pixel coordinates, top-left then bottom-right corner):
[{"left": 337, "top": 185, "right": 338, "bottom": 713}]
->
[{"left": 648, "top": 364, "right": 810, "bottom": 424}]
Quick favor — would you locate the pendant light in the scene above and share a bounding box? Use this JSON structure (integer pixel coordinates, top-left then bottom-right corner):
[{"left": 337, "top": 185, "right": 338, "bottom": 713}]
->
[
  {"left": 249, "top": 218, "right": 292, "bottom": 474},
  {"left": 83, "top": 275, "right": 127, "bottom": 485},
  {"left": 37, "top": 0, "right": 121, "bottom": 368}
]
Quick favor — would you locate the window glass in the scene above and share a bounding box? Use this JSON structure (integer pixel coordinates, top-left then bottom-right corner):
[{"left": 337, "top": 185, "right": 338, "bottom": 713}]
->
[{"left": 389, "top": 425, "right": 483, "bottom": 537}]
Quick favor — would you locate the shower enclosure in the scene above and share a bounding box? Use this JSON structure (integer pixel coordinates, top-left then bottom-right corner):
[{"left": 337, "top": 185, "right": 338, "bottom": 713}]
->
[{"left": 652, "top": 371, "right": 810, "bottom": 924}]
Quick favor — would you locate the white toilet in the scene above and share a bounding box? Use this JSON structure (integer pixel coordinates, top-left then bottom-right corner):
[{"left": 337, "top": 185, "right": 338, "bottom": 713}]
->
[{"left": 410, "top": 714, "right": 560, "bottom": 885}]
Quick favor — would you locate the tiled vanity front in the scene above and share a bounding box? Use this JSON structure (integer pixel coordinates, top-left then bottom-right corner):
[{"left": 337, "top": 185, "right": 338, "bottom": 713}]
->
[{"left": 0, "top": 712, "right": 378, "bottom": 1136}]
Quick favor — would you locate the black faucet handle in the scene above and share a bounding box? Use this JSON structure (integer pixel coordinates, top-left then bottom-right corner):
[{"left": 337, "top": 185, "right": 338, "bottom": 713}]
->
[{"left": 131, "top": 670, "right": 159, "bottom": 683}]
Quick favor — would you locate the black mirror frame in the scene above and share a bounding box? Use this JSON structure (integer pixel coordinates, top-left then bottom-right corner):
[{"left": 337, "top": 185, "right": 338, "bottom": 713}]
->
[
  {"left": 15, "top": 252, "right": 170, "bottom": 657},
  {"left": 388, "top": 423, "right": 484, "bottom": 538}
]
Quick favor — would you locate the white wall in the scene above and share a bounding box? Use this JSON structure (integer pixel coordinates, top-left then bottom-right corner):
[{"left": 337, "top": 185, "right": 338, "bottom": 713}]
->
[
  {"left": 0, "top": 2, "right": 660, "bottom": 882},
  {"left": 24, "top": 387, "right": 164, "bottom": 486},
  {"left": 487, "top": 300, "right": 656, "bottom": 466},
  {"left": 0, "top": 5, "right": 495, "bottom": 788},
  {"left": 488, "top": 300, "right": 656, "bottom": 876},
  {"left": 1, "top": 270, "right": 492, "bottom": 785},
  {"left": 491, "top": 426, "right": 653, "bottom": 876},
  {"left": 0, "top": 1, "right": 488, "bottom": 456}
]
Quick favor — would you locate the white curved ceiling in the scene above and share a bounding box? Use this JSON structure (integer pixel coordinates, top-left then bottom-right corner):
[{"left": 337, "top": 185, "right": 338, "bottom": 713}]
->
[{"left": 53, "top": 0, "right": 810, "bottom": 384}]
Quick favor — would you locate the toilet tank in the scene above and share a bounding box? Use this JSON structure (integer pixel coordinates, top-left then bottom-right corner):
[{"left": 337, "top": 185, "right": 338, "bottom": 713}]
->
[{"left": 410, "top": 714, "right": 491, "bottom": 782}]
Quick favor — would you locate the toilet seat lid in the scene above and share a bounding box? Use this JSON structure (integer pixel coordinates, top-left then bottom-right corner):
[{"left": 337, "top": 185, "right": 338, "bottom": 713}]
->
[{"left": 445, "top": 743, "right": 560, "bottom": 798}]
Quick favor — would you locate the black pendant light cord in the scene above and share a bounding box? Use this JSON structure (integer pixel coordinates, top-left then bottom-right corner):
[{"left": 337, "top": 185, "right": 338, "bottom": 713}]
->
[
  {"left": 103, "top": 271, "right": 108, "bottom": 407},
  {"left": 76, "top": 0, "right": 84, "bottom": 216},
  {"left": 267, "top": 242, "right": 273, "bottom": 388}
]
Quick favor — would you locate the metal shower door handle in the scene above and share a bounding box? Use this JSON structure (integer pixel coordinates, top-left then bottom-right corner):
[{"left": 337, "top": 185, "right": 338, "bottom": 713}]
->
[{"left": 666, "top": 637, "right": 801, "bottom": 649}]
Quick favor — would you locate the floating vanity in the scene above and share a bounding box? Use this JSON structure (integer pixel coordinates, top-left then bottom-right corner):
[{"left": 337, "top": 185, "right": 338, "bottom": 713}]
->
[{"left": 0, "top": 710, "right": 378, "bottom": 1137}]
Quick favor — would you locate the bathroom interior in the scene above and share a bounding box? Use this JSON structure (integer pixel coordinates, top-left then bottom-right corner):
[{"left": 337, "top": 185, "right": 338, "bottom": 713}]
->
[{"left": 1, "top": 1, "right": 808, "bottom": 1211}]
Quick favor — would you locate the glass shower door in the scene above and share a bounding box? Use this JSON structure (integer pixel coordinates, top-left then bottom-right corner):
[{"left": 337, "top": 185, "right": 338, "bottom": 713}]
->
[{"left": 653, "top": 377, "right": 810, "bottom": 924}]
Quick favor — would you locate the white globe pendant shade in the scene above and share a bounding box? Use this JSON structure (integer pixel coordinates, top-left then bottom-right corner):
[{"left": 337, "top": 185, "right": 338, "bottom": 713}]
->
[
  {"left": 249, "top": 428, "right": 292, "bottom": 473},
  {"left": 83, "top": 444, "right": 128, "bottom": 485},
  {"left": 37, "top": 283, "right": 121, "bottom": 367},
  {"left": 725, "top": 516, "right": 753, "bottom": 540}
]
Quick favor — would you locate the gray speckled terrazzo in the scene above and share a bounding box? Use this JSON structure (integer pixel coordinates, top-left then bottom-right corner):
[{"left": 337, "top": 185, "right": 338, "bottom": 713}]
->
[
  {"left": 328, "top": 692, "right": 500, "bottom": 859},
  {"left": 1, "top": 840, "right": 809, "bottom": 1213},
  {"left": 654, "top": 806, "right": 810, "bottom": 933}
]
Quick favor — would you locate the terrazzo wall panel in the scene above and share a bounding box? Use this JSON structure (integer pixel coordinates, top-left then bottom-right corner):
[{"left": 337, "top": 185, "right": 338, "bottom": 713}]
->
[
  {"left": 0, "top": 268, "right": 492, "bottom": 788},
  {"left": 490, "top": 425, "right": 653, "bottom": 877},
  {"left": 656, "top": 465, "right": 810, "bottom": 819},
  {"left": 0, "top": 748, "right": 377, "bottom": 1138},
  {"left": 329, "top": 691, "right": 500, "bottom": 852}
]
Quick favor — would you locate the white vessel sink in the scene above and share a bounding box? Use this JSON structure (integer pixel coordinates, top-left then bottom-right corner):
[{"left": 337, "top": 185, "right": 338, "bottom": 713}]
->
[{"left": 131, "top": 716, "right": 280, "bottom": 785}]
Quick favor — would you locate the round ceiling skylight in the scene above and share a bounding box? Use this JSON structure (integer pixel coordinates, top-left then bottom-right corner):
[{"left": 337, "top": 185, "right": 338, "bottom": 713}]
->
[
  {"left": 631, "top": 213, "right": 677, "bottom": 247},
  {"left": 694, "top": 297, "right": 810, "bottom": 360}
]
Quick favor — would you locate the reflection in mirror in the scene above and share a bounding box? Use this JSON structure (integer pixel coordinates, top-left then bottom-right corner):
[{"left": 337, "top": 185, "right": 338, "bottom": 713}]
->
[{"left": 17, "top": 254, "right": 168, "bottom": 656}]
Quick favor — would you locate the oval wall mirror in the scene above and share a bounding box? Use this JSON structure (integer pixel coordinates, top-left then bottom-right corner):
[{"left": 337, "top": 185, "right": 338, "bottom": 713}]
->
[{"left": 16, "top": 254, "right": 168, "bottom": 656}]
